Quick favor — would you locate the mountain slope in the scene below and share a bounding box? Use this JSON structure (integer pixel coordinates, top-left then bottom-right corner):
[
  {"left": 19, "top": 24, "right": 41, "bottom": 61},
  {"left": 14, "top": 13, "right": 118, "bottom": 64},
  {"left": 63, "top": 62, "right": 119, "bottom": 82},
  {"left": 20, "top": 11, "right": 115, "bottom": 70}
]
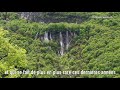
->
[{"left": 0, "top": 12, "right": 120, "bottom": 78}]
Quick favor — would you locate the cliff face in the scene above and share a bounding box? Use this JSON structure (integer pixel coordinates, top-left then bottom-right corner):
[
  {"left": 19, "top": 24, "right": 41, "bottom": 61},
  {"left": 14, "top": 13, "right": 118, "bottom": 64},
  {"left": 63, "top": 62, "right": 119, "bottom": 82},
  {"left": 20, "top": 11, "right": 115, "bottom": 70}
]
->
[
  {"left": 19, "top": 12, "right": 83, "bottom": 55},
  {"left": 20, "top": 12, "right": 44, "bottom": 22},
  {"left": 19, "top": 12, "right": 89, "bottom": 23},
  {"left": 35, "top": 30, "right": 79, "bottom": 55}
]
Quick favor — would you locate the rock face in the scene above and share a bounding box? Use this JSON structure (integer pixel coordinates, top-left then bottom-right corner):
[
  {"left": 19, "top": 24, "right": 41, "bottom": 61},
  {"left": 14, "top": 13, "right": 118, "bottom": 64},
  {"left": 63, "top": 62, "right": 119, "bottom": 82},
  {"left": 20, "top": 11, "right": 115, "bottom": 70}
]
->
[
  {"left": 20, "top": 12, "right": 44, "bottom": 22},
  {"left": 19, "top": 12, "right": 81, "bottom": 55},
  {"left": 19, "top": 12, "right": 83, "bottom": 23}
]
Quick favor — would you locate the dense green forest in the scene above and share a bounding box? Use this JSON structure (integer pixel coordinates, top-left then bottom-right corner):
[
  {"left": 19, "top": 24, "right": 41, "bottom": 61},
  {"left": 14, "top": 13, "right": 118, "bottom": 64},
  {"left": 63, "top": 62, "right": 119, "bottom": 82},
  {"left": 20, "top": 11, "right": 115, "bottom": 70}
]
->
[{"left": 0, "top": 12, "right": 120, "bottom": 78}]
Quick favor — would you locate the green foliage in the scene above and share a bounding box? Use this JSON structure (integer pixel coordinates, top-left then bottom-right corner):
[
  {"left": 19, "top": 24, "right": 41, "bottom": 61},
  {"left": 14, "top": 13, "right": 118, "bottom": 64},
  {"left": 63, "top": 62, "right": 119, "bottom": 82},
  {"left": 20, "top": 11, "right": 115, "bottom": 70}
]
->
[
  {"left": 0, "top": 12, "right": 120, "bottom": 78},
  {"left": 0, "top": 28, "right": 27, "bottom": 78},
  {"left": 0, "top": 12, "right": 19, "bottom": 20}
]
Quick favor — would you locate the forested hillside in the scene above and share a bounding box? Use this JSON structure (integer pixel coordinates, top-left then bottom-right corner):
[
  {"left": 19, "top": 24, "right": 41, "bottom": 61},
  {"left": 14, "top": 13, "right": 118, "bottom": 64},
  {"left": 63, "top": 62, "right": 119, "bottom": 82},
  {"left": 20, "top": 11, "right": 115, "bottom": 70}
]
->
[{"left": 0, "top": 12, "right": 120, "bottom": 78}]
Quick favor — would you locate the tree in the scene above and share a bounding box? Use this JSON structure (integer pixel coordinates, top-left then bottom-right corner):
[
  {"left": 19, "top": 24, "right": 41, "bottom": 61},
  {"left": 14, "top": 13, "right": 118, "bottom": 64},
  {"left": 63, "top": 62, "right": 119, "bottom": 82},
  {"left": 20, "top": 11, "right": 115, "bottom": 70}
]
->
[{"left": 0, "top": 28, "right": 28, "bottom": 78}]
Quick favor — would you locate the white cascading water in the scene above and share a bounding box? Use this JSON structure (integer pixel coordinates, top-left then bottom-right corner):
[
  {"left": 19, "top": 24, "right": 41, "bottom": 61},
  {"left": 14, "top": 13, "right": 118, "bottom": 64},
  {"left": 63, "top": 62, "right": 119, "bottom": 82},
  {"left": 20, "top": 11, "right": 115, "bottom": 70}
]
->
[
  {"left": 49, "top": 32, "right": 52, "bottom": 40},
  {"left": 44, "top": 31, "right": 49, "bottom": 42},
  {"left": 66, "top": 31, "right": 69, "bottom": 50},
  {"left": 42, "top": 31, "right": 77, "bottom": 55},
  {"left": 73, "top": 32, "right": 76, "bottom": 37},
  {"left": 35, "top": 32, "right": 39, "bottom": 39},
  {"left": 60, "top": 32, "right": 64, "bottom": 56}
]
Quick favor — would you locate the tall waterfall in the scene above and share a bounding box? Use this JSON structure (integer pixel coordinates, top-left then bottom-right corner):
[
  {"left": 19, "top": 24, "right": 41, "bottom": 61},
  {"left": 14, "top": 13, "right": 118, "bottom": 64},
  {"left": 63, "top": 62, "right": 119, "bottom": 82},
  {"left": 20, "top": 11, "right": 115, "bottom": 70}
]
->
[
  {"left": 35, "top": 32, "right": 39, "bottom": 39},
  {"left": 44, "top": 31, "right": 49, "bottom": 42},
  {"left": 66, "top": 31, "right": 69, "bottom": 50},
  {"left": 41, "top": 31, "right": 77, "bottom": 56},
  {"left": 49, "top": 32, "right": 52, "bottom": 40},
  {"left": 60, "top": 32, "right": 64, "bottom": 56}
]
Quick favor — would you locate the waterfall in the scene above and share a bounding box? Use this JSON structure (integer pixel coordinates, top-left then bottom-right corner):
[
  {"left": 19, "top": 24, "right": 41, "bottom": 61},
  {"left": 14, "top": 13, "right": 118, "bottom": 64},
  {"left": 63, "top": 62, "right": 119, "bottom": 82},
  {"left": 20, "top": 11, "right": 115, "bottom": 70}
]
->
[
  {"left": 66, "top": 31, "right": 69, "bottom": 50},
  {"left": 73, "top": 32, "right": 76, "bottom": 37},
  {"left": 60, "top": 32, "right": 64, "bottom": 56},
  {"left": 44, "top": 31, "right": 49, "bottom": 42},
  {"left": 35, "top": 32, "right": 39, "bottom": 39},
  {"left": 49, "top": 32, "right": 52, "bottom": 40},
  {"left": 41, "top": 31, "right": 78, "bottom": 56}
]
